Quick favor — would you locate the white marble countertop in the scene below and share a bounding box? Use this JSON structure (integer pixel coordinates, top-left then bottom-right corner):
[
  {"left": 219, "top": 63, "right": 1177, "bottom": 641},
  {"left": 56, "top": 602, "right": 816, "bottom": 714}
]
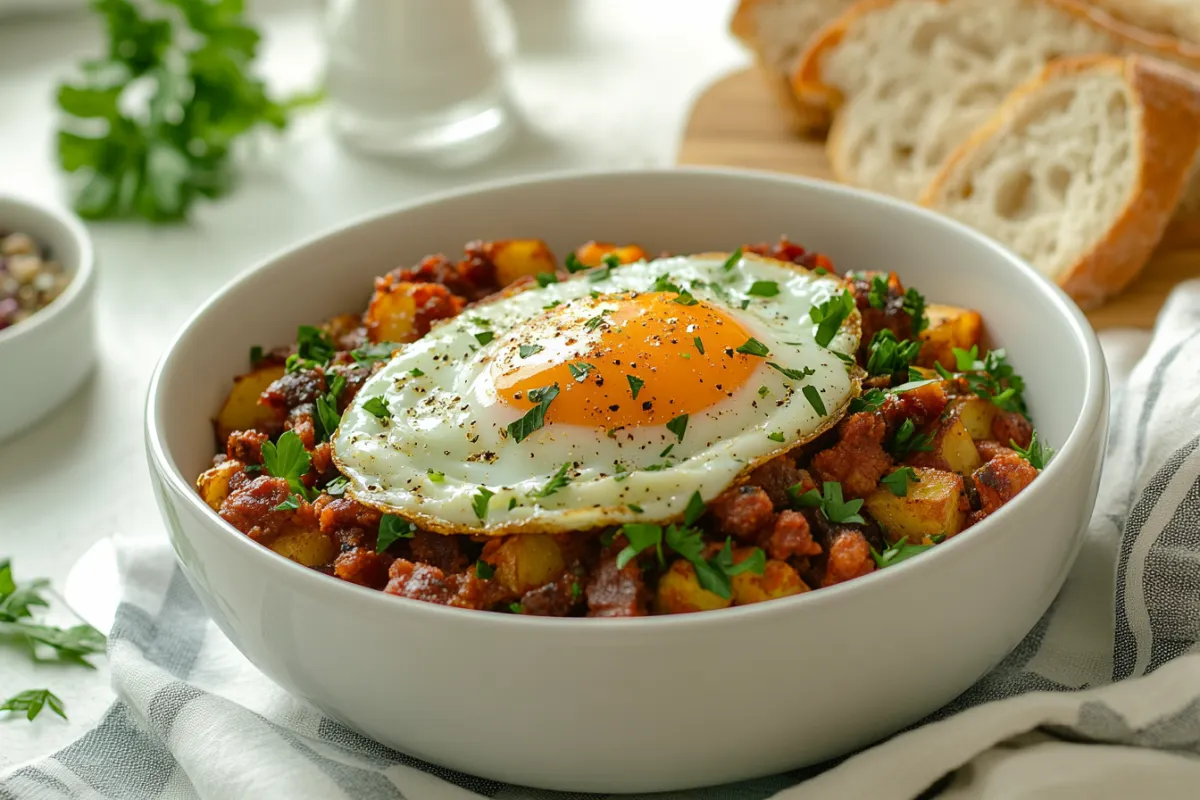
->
[{"left": 0, "top": 0, "right": 748, "bottom": 766}]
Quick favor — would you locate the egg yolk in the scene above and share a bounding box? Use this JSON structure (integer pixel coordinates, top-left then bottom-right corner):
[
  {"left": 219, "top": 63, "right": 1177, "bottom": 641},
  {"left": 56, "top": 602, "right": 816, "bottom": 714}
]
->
[{"left": 495, "top": 292, "right": 761, "bottom": 429}]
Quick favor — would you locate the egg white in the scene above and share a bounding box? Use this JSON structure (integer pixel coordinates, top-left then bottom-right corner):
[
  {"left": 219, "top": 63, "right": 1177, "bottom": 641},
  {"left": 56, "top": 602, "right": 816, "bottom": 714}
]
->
[{"left": 332, "top": 253, "right": 860, "bottom": 534}]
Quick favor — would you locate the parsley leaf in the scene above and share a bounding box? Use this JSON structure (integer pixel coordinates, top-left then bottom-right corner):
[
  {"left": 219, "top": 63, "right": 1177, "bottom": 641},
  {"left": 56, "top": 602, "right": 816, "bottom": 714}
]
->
[
  {"left": 273, "top": 494, "right": 301, "bottom": 511},
  {"left": 410, "top": 367, "right": 425, "bottom": 377},
  {"left": 535, "top": 272, "right": 558, "bottom": 288},
  {"left": 889, "top": 419, "right": 935, "bottom": 457},
  {"left": 767, "top": 362, "right": 816, "bottom": 381},
  {"left": 672, "top": 291, "right": 699, "bottom": 306},
  {"left": 376, "top": 515, "right": 416, "bottom": 552},
  {"left": 324, "top": 476, "right": 349, "bottom": 496},
  {"left": 627, "top": 374, "right": 645, "bottom": 399},
  {"left": 1, "top": 689, "right": 67, "bottom": 722},
  {"left": 736, "top": 337, "right": 770, "bottom": 357},
  {"left": 693, "top": 336, "right": 705, "bottom": 355},
  {"left": 768, "top": 431, "right": 785, "bottom": 442},
  {"left": 472, "top": 487, "right": 495, "bottom": 521},
  {"left": 747, "top": 280, "right": 779, "bottom": 297},
  {"left": 530, "top": 463, "right": 572, "bottom": 498},
  {"left": 1012, "top": 430, "right": 1054, "bottom": 470},
  {"left": 564, "top": 253, "right": 586, "bottom": 273},
  {"left": 0, "top": 560, "right": 106, "bottom": 677},
  {"left": 568, "top": 362, "right": 595, "bottom": 382},
  {"left": 474, "top": 331, "right": 495, "bottom": 346},
  {"left": 795, "top": 481, "right": 865, "bottom": 524},
  {"left": 362, "top": 395, "right": 390, "bottom": 419},
  {"left": 427, "top": 469, "right": 445, "bottom": 483},
  {"left": 809, "top": 290, "right": 856, "bottom": 348},
  {"left": 314, "top": 374, "right": 346, "bottom": 443},
  {"left": 867, "top": 274, "right": 889, "bottom": 309},
  {"left": 249, "top": 345, "right": 265, "bottom": 366},
  {"left": 618, "top": 523, "right": 663, "bottom": 569},
  {"left": 584, "top": 311, "right": 611, "bottom": 332},
  {"left": 945, "top": 347, "right": 1028, "bottom": 413},
  {"left": 721, "top": 248, "right": 743, "bottom": 272},
  {"left": 865, "top": 329, "right": 922, "bottom": 377},
  {"left": 519, "top": 343, "right": 544, "bottom": 359},
  {"left": 803, "top": 385, "right": 826, "bottom": 416},
  {"left": 475, "top": 560, "right": 494, "bottom": 579},
  {"left": 849, "top": 388, "right": 887, "bottom": 414},
  {"left": 350, "top": 341, "right": 399, "bottom": 367},
  {"left": 871, "top": 536, "right": 936, "bottom": 569},
  {"left": 758, "top": 386, "right": 770, "bottom": 398},
  {"left": 507, "top": 382, "right": 560, "bottom": 443},
  {"left": 666, "top": 413, "right": 689, "bottom": 442},
  {"left": 881, "top": 467, "right": 919, "bottom": 497},
  {"left": 297, "top": 326, "right": 334, "bottom": 365},
  {"left": 903, "top": 288, "right": 928, "bottom": 334},
  {"left": 261, "top": 431, "right": 311, "bottom": 498},
  {"left": 684, "top": 491, "right": 707, "bottom": 526}
]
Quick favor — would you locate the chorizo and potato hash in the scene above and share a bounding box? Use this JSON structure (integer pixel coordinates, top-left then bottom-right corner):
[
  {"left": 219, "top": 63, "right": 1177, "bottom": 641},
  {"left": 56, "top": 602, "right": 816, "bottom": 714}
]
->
[{"left": 197, "top": 237, "right": 1050, "bottom": 617}]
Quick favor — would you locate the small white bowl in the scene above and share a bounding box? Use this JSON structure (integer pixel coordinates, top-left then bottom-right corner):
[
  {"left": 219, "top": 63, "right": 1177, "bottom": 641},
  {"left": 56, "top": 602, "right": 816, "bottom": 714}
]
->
[
  {"left": 146, "top": 169, "right": 1108, "bottom": 793},
  {"left": 0, "top": 196, "right": 96, "bottom": 442}
]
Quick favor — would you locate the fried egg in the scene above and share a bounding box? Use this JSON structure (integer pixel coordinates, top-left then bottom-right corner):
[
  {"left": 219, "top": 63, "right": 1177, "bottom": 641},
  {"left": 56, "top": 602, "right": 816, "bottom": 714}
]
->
[{"left": 332, "top": 253, "right": 860, "bottom": 534}]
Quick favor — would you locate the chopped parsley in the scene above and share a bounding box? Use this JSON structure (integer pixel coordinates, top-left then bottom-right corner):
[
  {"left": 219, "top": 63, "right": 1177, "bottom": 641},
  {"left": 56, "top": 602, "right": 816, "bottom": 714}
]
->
[
  {"left": 794, "top": 481, "right": 865, "bottom": 524},
  {"left": 568, "top": 362, "right": 595, "bottom": 382},
  {"left": 866, "top": 329, "right": 922, "bottom": 377},
  {"left": 693, "top": 336, "right": 705, "bottom": 355},
  {"left": 584, "top": 311, "right": 611, "bottom": 332},
  {"left": 849, "top": 388, "right": 887, "bottom": 414},
  {"left": 507, "top": 383, "right": 560, "bottom": 443},
  {"left": 627, "top": 374, "right": 645, "bottom": 399},
  {"left": 767, "top": 362, "right": 816, "bottom": 381},
  {"left": 564, "top": 253, "right": 586, "bottom": 273},
  {"left": 509, "top": 602, "right": 523, "bottom": 614},
  {"left": 881, "top": 467, "right": 920, "bottom": 497},
  {"left": 942, "top": 346, "right": 1028, "bottom": 413},
  {"left": 1, "top": 689, "right": 66, "bottom": 722},
  {"left": 535, "top": 272, "right": 558, "bottom": 288},
  {"left": 324, "top": 476, "right": 349, "bottom": 496},
  {"left": 736, "top": 337, "right": 770, "bottom": 357},
  {"left": 802, "top": 385, "right": 826, "bottom": 416},
  {"left": 261, "top": 430, "right": 311, "bottom": 498},
  {"left": 758, "top": 386, "right": 770, "bottom": 398},
  {"left": 602, "top": 253, "right": 620, "bottom": 269},
  {"left": 472, "top": 487, "right": 495, "bottom": 521},
  {"left": 1013, "top": 430, "right": 1054, "bottom": 470},
  {"left": 617, "top": 523, "right": 664, "bottom": 569},
  {"left": 376, "top": 515, "right": 416, "bottom": 552},
  {"left": 867, "top": 274, "right": 889, "bottom": 309},
  {"left": 768, "top": 431, "right": 785, "bottom": 442},
  {"left": 519, "top": 343, "right": 544, "bottom": 358},
  {"left": 410, "top": 367, "right": 425, "bottom": 377},
  {"left": 475, "top": 560, "right": 494, "bottom": 579},
  {"left": 273, "top": 494, "right": 301, "bottom": 511},
  {"left": 721, "top": 248, "right": 743, "bottom": 272},
  {"left": 809, "top": 290, "right": 856, "bottom": 348},
  {"left": 672, "top": 291, "right": 699, "bottom": 306},
  {"left": 474, "top": 331, "right": 495, "bottom": 346},
  {"left": 508, "top": 497, "right": 518, "bottom": 510},
  {"left": 571, "top": 582, "right": 582, "bottom": 601},
  {"left": 666, "top": 413, "right": 689, "bottom": 442},
  {"left": 249, "top": 345, "right": 265, "bottom": 366},
  {"left": 427, "top": 469, "right": 445, "bottom": 483},
  {"left": 903, "top": 288, "right": 928, "bottom": 334},
  {"left": 362, "top": 395, "right": 390, "bottom": 419},
  {"left": 871, "top": 535, "right": 942, "bottom": 569},
  {"left": 684, "top": 491, "right": 706, "bottom": 526},
  {"left": 889, "top": 378, "right": 938, "bottom": 394},
  {"left": 588, "top": 264, "right": 613, "bottom": 283},
  {"left": 628, "top": 503, "right": 644, "bottom": 513},
  {"left": 889, "top": 419, "right": 934, "bottom": 457},
  {"left": 314, "top": 374, "right": 346, "bottom": 443},
  {"left": 660, "top": 444, "right": 674, "bottom": 458},
  {"left": 350, "top": 341, "right": 399, "bottom": 367},
  {"left": 667, "top": 527, "right": 766, "bottom": 599},
  {"left": 814, "top": 267, "right": 828, "bottom": 276},
  {"left": 296, "top": 325, "right": 335, "bottom": 365},
  {"left": 747, "top": 280, "right": 780, "bottom": 297},
  {"left": 530, "top": 462, "right": 572, "bottom": 498}
]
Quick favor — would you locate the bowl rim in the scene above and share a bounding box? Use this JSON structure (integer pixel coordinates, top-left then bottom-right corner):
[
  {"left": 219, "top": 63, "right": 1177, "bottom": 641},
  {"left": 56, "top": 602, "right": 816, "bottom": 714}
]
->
[
  {"left": 145, "top": 166, "right": 1108, "bottom": 632},
  {"left": 0, "top": 194, "right": 96, "bottom": 347}
]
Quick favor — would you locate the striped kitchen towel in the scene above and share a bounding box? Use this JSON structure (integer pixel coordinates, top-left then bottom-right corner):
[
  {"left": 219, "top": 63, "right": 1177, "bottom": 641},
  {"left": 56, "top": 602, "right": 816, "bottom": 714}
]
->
[{"left": 4, "top": 281, "right": 1200, "bottom": 800}]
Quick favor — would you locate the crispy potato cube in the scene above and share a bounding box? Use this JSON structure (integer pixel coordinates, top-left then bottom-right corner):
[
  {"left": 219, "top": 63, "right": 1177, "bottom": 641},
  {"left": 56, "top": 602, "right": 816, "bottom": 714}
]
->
[
  {"left": 365, "top": 280, "right": 463, "bottom": 344},
  {"left": 865, "top": 468, "right": 966, "bottom": 543},
  {"left": 909, "top": 418, "right": 982, "bottom": 476},
  {"left": 215, "top": 364, "right": 286, "bottom": 444},
  {"left": 653, "top": 560, "right": 731, "bottom": 614},
  {"left": 196, "top": 460, "right": 244, "bottom": 511},
  {"left": 269, "top": 525, "right": 337, "bottom": 567},
  {"left": 485, "top": 239, "right": 557, "bottom": 286},
  {"left": 950, "top": 396, "right": 1000, "bottom": 441},
  {"left": 489, "top": 535, "right": 565, "bottom": 596},
  {"left": 731, "top": 558, "right": 808, "bottom": 606},
  {"left": 574, "top": 241, "right": 649, "bottom": 267},
  {"left": 918, "top": 304, "right": 982, "bottom": 370}
]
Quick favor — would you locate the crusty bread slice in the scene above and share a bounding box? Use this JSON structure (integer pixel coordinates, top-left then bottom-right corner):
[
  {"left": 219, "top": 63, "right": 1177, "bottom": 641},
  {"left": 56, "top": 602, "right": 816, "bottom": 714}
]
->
[
  {"left": 791, "top": 0, "right": 1200, "bottom": 203},
  {"left": 730, "top": 0, "right": 858, "bottom": 132},
  {"left": 1087, "top": 0, "right": 1200, "bottom": 44},
  {"left": 919, "top": 56, "right": 1200, "bottom": 308}
]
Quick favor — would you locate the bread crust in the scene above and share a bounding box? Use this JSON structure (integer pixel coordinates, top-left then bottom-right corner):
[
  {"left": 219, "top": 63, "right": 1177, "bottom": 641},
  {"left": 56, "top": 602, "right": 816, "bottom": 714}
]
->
[
  {"left": 920, "top": 55, "right": 1200, "bottom": 308},
  {"left": 790, "top": 0, "right": 1200, "bottom": 113}
]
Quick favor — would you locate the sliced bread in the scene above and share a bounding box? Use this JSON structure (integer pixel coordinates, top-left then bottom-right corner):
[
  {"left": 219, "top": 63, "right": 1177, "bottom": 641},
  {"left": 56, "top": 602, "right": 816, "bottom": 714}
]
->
[
  {"left": 1087, "top": 0, "right": 1200, "bottom": 44},
  {"left": 790, "top": 0, "right": 1200, "bottom": 203},
  {"left": 919, "top": 55, "right": 1200, "bottom": 308},
  {"left": 730, "top": 0, "right": 857, "bottom": 132}
]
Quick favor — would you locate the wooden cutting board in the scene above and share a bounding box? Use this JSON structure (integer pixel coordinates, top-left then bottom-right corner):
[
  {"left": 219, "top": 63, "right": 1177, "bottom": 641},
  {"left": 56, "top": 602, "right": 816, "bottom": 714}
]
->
[{"left": 678, "top": 68, "right": 1200, "bottom": 330}]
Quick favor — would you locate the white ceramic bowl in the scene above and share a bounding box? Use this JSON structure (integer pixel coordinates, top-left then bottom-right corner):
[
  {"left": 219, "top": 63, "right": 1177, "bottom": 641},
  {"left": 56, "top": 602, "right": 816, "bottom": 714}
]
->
[
  {"left": 0, "top": 196, "right": 96, "bottom": 442},
  {"left": 145, "top": 169, "right": 1107, "bottom": 793}
]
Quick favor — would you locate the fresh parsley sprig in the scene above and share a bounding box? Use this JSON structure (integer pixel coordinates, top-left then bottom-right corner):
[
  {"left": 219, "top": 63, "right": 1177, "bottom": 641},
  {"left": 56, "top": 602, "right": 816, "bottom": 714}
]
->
[
  {"left": 865, "top": 329, "right": 921, "bottom": 377},
  {"left": 1, "top": 689, "right": 67, "bottom": 722},
  {"left": 1013, "top": 430, "right": 1054, "bottom": 470},
  {"left": 888, "top": 419, "right": 934, "bottom": 458},
  {"left": 870, "top": 535, "right": 944, "bottom": 569},
  {"left": 791, "top": 481, "right": 865, "bottom": 524},
  {"left": 261, "top": 430, "right": 312, "bottom": 499},
  {"left": 56, "top": 0, "right": 322, "bottom": 222},
  {"left": 376, "top": 515, "right": 416, "bottom": 553},
  {"left": 809, "top": 290, "right": 856, "bottom": 348},
  {"left": 881, "top": 467, "right": 919, "bottom": 497},
  {"left": 936, "top": 346, "right": 1028, "bottom": 414}
]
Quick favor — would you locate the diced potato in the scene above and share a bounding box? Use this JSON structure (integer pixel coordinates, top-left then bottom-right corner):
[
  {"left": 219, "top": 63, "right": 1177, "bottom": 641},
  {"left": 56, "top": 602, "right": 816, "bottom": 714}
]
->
[
  {"left": 364, "top": 280, "right": 463, "bottom": 344},
  {"left": 214, "top": 364, "right": 286, "bottom": 444},
  {"left": 865, "top": 468, "right": 966, "bottom": 543},
  {"left": 485, "top": 239, "right": 557, "bottom": 286},
  {"left": 950, "top": 396, "right": 999, "bottom": 442},
  {"left": 488, "top": 535, "right": 565, "bottom": 596},
  {"left": 653, "top": 560, "right": 731, "bottom": 614},
  {"left": 731, "top": 559, "right": 808, "bottom": 606},
  {"left": 574, "top": 241, "right": 649, "bottom": 267},
  {"left": 196, "top": 460, "right": 244, "bottom": 511},
  {"left": 910, "top": 418, "right": 983, "bottom": 476},
  {"left": 918, "top": 304, "right": 982, "bottom": 370},
  {"left": 269, "top": 525, "right": 337, "bottom": 567}
]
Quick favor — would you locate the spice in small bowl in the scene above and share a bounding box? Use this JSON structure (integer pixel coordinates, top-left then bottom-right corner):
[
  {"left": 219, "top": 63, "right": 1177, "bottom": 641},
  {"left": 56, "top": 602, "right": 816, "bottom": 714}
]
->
[{"left": 0, "top": 231, "right": 72, "bottom": 332}]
